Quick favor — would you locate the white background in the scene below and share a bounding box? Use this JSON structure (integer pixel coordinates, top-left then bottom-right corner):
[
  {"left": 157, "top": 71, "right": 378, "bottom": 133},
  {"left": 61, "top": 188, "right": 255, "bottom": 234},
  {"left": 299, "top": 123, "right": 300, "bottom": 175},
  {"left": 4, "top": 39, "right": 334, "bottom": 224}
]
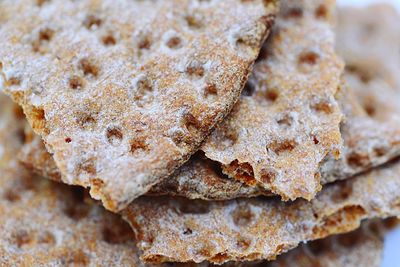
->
[{"left": 337, "top": 1, "right": 400, "bottom": 266}]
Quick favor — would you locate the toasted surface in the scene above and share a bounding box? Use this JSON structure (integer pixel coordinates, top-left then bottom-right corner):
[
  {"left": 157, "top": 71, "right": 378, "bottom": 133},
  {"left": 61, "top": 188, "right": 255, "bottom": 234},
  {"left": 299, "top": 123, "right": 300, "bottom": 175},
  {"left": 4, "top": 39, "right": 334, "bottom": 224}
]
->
[
  {"left": 18, "top": 0, "right": 344, "bottom": 202},
  {"left": 0, "top": 94, "right": 148, "bottom": 266},
  {"left": 0, "top": 0, "right": 277, "bottom": 211},
  {"left": 123, "top": 158, "right": 400, "bottom": 264},
  {"left": 196, "top": 0, "right": 343, "bottom": 201},
  {"left": 322, "top": 4, "right": 400, "bottom": 183},
  {"left": 264, "top": 219, "right": 394, "bottom": 267}
]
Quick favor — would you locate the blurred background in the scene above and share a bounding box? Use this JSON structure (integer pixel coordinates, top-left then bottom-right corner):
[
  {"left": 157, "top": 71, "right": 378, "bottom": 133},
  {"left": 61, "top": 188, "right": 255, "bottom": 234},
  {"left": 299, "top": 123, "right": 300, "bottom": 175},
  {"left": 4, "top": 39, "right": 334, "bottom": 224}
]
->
[{"left": 337, "top": 1, "right": 400, "bottom": 266}]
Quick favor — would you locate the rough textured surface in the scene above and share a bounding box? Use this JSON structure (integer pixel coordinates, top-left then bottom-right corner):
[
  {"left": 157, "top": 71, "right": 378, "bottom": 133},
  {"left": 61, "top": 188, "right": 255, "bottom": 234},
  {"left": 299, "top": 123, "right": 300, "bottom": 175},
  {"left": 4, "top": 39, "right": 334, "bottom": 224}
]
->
[
  {"left": 322, "top": 4, "right": 400, "bottom": 184},
  {"left": 18, "top": 0, "right": 344, "bottom": 202},
  {"left": 219, "top": 219, "right": 395, "bottom": 267},
  {"left": 263, "top": 219, "right": 396, "bottom": 267},
  {"left": 197, "top": 0, "right": 344, "bottom": 201},
  {"left": 123, "top": 158, "right": 400, "bottom": 264},
  {"left": 0, "top": 94, "right": 148, "bottom": 267},
  {"left": 0, "top": 0, "right": 277, "bottom": 212}
]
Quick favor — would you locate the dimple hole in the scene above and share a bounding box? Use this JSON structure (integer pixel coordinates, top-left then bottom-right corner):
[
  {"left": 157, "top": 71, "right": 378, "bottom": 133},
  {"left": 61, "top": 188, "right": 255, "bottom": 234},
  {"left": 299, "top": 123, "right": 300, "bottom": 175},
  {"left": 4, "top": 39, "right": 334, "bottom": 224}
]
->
[
  {"left": 204, "top": 83, "right": 218, "bottom": 97},
  {"left": 102, "top": 34, "right": 117, "bottom": 46},
  {"left": 315, "top": 4, "right": 328, "bottom": 19},
  {"left": 186, "top": 64, "right": 205, "bottom": 78},
  {"left": 185, "top": 15, "right": 203, "bottom": 29},
  {"left": 106, "top": 127, "right": 123, "bottom": 146},
  {"left": 285, "top": 7, "right": 303, "bottom": 18},
  {"left": 183, "top": 112, "right": 201, "bottom": 135},
  {"left": 79, "top": 58, "right": 99, "bottom": 77},
  {"left": 36, "top": 0, "right": 50, "bottom": 6},
  {"left": 231, "top": 206, "right": 254, "bottom": 227},
  {"left": 346, "top": 152, "right": 370, "bottom": 168},
  {"left": 312, "top": 101, "right": 333, "bottom": 114},
  {"left": 4, "top": 189, "right": 20, "bottom": 202},
  {"left": 298, "top": 51, "right": 320, "bottom": 65},
  {"left": 13, "top": 230, "right": 32, "bottom": 248},
  {"left": 39, "top": 28, "right": 54, "bottom": 42},
  {"left": 276, "top": 114, "right": 292, "bottom": 126},
  {"left": 130, "top": 138, "right": 148, "bottom": 154},
  {"left": 166, "top": 36, "right": 182, "bottom": 49},
  {"left": 76, "top": 113, "right": 97, "bottom": 128},
  {"left": 266, "top": 88, "right": 279, "bottom": 102},
  {"left": 8, "top": 77, "right": 21, "bottom": 86},
  {"left": 183, "top": 228, "right": 193, "bottom": 235},
  {"left": 138, "top": 35, "right": 152, "bottom": 50},
  {"left": 363, "top": 102, "right": 376, "bottom": 117},
  {"left": 84, "top": 15, "right": 102, "bottom": 30},
  {"left": 69, "top": 75, "right": 85, "bottom": 90},
  {"left": 267, "top": 139, "right": 297, "bottom": 155}
]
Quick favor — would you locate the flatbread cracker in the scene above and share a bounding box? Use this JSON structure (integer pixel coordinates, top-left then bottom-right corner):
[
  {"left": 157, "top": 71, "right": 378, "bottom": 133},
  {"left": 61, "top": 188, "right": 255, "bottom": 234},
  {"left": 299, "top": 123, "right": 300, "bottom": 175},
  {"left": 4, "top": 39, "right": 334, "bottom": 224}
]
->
[
  {"left": 18, "top": 0, "right": 344, "bottom": 202},
  {"left": 123, "top": 158, "right": 400, "bottom": 264},
  {"left": 0, "top": 94, "right": 147, "bottom": 266},
  {"left": 151, "top": 3, "right": 400, "bottom": 199},
  {"left": 263, "top": 218, "right": 396, "bottom": 267},
  {"left": 198, "top": 0, "right": 343, "bottom": 201},
  {"left": 0, "top": 0, "right": 277, "bottom": 211}
]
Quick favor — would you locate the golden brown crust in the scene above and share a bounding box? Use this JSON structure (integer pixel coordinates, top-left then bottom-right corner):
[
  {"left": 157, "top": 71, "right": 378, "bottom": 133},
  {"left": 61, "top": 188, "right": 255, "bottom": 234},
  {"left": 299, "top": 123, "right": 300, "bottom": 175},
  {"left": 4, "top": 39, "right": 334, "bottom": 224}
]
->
[{"left": 0, "top": 0, "right": 277, "bottom": 211}]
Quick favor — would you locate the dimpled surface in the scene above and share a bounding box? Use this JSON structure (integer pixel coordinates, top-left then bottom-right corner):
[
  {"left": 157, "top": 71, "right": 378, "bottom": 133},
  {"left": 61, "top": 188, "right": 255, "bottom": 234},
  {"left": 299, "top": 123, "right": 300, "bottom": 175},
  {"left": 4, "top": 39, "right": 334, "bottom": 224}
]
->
[
  {"left": 321, "top": 4, "right": 400, "bottom": 184},
  {"left": 0, "top": 94, "right": 148, "bottom": 266},
  {"left": 18, "top": 0, "right": 344, "bottom": 202},
  {"left": 123, "top": 159, "right": 400, "bottom": 264},
  {"left": 0, "top": 0, "right": 277, "bottom": 211},
  {"left": 198, "top": 0, "right": 343, "bottom": 201}
]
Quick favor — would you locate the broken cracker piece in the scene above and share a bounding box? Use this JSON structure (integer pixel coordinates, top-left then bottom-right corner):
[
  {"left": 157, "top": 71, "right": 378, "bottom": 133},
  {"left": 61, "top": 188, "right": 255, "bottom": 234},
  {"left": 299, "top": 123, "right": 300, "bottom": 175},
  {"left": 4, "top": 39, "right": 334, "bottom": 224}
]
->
[
  {"left": 0, "top": 0, "right": 277, "bottom": 211},
  {"left": 198, "top": 0, "right": 344, "bottom": 201},
  {"left": 0, "top": 94, "right": 148, "bottom": 266},
  {"left": 123, "top": 158, "right": 400, "bottom": 264}
]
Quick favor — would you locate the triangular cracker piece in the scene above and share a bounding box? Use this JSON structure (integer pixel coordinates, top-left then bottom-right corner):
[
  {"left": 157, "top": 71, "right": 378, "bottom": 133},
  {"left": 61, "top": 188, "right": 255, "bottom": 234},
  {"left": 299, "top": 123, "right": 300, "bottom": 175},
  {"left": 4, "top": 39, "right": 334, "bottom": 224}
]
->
[
  {"left": 123, "top": 158, "right": 400, "bottom": 264},
  {"left": 0, "top": 0, "right": 277, "bottom": 211},
  {"left": 197, "top": 0, "right": 344, "bottom": 201},
  {"left": 0, "top": 94, "right": 146, "bottom": 266}
]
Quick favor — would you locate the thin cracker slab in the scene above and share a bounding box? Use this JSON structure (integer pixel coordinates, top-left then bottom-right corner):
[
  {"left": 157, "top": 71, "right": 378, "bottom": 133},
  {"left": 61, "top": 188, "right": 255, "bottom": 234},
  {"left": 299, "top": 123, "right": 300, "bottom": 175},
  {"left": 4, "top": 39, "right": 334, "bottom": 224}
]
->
[
  {"left": 18, "top": 3, "right": 400, "bottom": 203},
  {"left": 199, "top": 0, "right": 343, "bottom": 201},
  {"left": 0, "top": 0, "right": 277, "bottom": 211},
  {"left": 263, "top": 219, "right": 395, "bottom": 267},
  {"left": 18, "top": 0, "right": 344, "bottom": 202},
  {"left": 0, "top": 94, "right": 147, "bottom": 266},
  {"left": 123, "top": 159, "right": 400, "bottom": 263}
]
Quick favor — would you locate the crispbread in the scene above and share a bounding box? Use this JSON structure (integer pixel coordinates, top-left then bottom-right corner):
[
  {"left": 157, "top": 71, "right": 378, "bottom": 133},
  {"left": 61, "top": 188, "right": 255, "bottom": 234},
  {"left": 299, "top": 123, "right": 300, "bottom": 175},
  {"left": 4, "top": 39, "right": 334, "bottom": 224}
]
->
[
  {"left": 323, "top": 4, "right": 400, "bottom": 183},
  {"left": 198, "top": 0, "right": 344, "bottom": 201},
  {"left": 122, "top": 159, "right": 400, "bottom": 264},
  {"left": 264, "top": 219, "right": 395, "bottom": 267},
  {"left": 0, "top": 0, "right": 277, "bottom": 212},
  {"left": 18, "top": 0, "right": 344, "bottom": 202},
  {"left": 0, "top": 94, "right": 146, "bottom": 266}
]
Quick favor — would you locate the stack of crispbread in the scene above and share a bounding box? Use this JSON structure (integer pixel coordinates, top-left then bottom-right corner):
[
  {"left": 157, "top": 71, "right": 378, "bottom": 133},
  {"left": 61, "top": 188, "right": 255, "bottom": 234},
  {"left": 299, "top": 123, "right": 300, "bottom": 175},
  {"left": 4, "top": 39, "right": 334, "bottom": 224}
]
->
[{"left": 0, "top": 0, "right": 399, "bottom": 266}]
